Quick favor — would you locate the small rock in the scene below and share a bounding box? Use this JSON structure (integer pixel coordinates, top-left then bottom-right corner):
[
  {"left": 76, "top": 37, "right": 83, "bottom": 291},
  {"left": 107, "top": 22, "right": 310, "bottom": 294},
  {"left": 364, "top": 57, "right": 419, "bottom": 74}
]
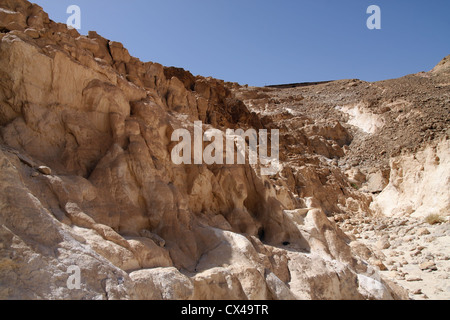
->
[
  {"left": 411, "top": 250, "right": 422, "bottom": 257},
  {"left": 419, "top": 261, "right": 437, "bottom": 271},
  {"left": 396, "top": 273, "right": 406, "bottom": 280},
  {"left": 406, "top": 276, "right": 422, "bottom": 282},
  {"left": 416, "top": 228, "right": 431, "bottom": 236},
  {"left": 376, "top": 237, "right": 391, "bottom": 250},
  {"left": 369, "top": 258, "right": 388, "bottom": 271},
  {"left": 386, "top": 259, "right": 395, "bottom": 266},
  {"left": 412, "top": 288, "right": 422, "bottom": 295},
  {"left": 38, "top": 166, "right": 52, "bottom": 175},
  {"left": 24, "top": 28, "right": 40, "bottom": 39},
  {"left": 31, "top": 171, "right": 39, "bottom": 177},
  {"left": 403, "top": 236, "right": 414, "bottom": 242},
  {"left": 375, "top": 224, "right": 388, "bottom": 231},
  {"left": 390, "top": 250, "right": 399, "bottom": 257}
]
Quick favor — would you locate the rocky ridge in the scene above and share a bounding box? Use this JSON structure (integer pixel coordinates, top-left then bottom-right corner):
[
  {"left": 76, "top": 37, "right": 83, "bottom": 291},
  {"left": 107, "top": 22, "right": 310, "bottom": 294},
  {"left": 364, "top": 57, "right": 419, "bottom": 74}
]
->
[{"left": 0, "top": 0, "right": 448, "bottom": 300}]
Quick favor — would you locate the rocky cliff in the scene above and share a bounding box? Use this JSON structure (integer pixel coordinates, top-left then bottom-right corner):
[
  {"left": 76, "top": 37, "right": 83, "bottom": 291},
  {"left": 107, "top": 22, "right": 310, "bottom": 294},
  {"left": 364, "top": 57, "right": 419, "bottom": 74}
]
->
[{"left": 0, "top": 0, "right": 448, "bottom": 300}]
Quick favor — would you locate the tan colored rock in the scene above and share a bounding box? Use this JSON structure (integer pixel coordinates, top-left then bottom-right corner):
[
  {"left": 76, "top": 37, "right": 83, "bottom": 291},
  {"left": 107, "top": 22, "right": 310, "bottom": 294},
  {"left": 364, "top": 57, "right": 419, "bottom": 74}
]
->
[
  {"left": 361, "top": 169, "right": 388, "bottom": 193},
  {"left": 265, "top": 271, "right": 296, "bottom": 300},
  {"left": 0, "top": 149, "right": 137, "bottom": 299},
  {"left": 64, "top": 202, "right": 96, "bottom": 229},
  {"left": 126, "top": 237, "right": 173, "bottom": 269},
  {"left": 376, "top": 236, "right": 391, "bottom": 250},
  {"left": 357, "top": 274, "right": 394, "bottom": 300},
  {"left": 139, "top": 229, "right": 166, "bottom": 247},
  {"left": 345, "top": 167, "right": 366, "bottom": 188},
  {"left": 92, "top": 223, "right": 130, "bottom": 249},
  {"left": 109, "top": 41, "right": 131, "bottom": 64},
  {"left": 0, "top": 7, "right": 27, "bottom": 31},
  {"left": 74, "top": 226, "right": 140, "bottom": 272},
  {"left": 419, "top": 261, "right": 437, "bottom": 271},
  {"left": 191, "top": 268, "right": 247, "bottom": 300},
  {"left": 128, "top": 269, "right": 162, "bottom": 300},
  {"left": 129, "top": 267, "right": 194, "bottom": 300},
  {"left": 37, "top": 165, "right": 51, "bottom": 175}
]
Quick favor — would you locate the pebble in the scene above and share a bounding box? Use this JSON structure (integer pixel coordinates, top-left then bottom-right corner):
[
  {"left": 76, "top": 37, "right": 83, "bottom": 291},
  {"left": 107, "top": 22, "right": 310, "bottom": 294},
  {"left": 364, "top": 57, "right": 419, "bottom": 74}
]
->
[
  {"left": 386, "top": 259, "right": 395, "bottom": 266},
  {"left": 419, "top": 261, "right": 437, "bottom": 271},
  {"left": 411, "top": 250, "right": 422, "bottom": 257},
  {"left": 377, "top": 238, "right": 391, "bottom": 250},
  {"left": 406, "top": 276, "right": 423, "bottom": 282},
  {"left": 38, "top": 166, "right": 52, "bottom": 175}
]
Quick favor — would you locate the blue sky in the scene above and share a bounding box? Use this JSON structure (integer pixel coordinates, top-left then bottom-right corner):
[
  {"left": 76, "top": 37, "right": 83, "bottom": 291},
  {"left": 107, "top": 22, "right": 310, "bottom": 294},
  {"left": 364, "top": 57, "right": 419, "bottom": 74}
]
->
[{"left": 32, "top": 0, "right": 450, "bottom": 86}]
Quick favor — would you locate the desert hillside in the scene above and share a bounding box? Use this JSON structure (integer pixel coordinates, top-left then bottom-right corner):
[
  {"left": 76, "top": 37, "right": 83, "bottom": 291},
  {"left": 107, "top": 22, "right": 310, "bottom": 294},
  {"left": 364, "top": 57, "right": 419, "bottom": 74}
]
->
[{"left": 0, "top": 0, "right": 448, "bottom": 300}]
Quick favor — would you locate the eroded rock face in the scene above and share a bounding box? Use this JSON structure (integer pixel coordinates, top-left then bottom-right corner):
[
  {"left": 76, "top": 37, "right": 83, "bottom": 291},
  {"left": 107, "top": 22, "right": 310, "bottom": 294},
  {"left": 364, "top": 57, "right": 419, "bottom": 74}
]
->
[
  {"left": 0, "top": 0, "right": 426, "bottom": 300},
  {"left": 371, "top": 138, "right": 450, "bottom": 219}
]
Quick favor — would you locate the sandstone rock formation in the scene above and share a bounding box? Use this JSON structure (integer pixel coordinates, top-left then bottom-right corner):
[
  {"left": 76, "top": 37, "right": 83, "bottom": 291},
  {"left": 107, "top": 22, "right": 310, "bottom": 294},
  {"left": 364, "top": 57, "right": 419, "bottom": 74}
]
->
[{"left": 0, "top": 0, "right": 447, "bottom": 300}]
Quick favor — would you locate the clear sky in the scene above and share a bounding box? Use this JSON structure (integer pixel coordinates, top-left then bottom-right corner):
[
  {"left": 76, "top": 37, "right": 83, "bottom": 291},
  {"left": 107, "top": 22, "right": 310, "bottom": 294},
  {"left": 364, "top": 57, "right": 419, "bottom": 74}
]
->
[{"left": 31, "top": 0, "right": 450, "bottom": 86}]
